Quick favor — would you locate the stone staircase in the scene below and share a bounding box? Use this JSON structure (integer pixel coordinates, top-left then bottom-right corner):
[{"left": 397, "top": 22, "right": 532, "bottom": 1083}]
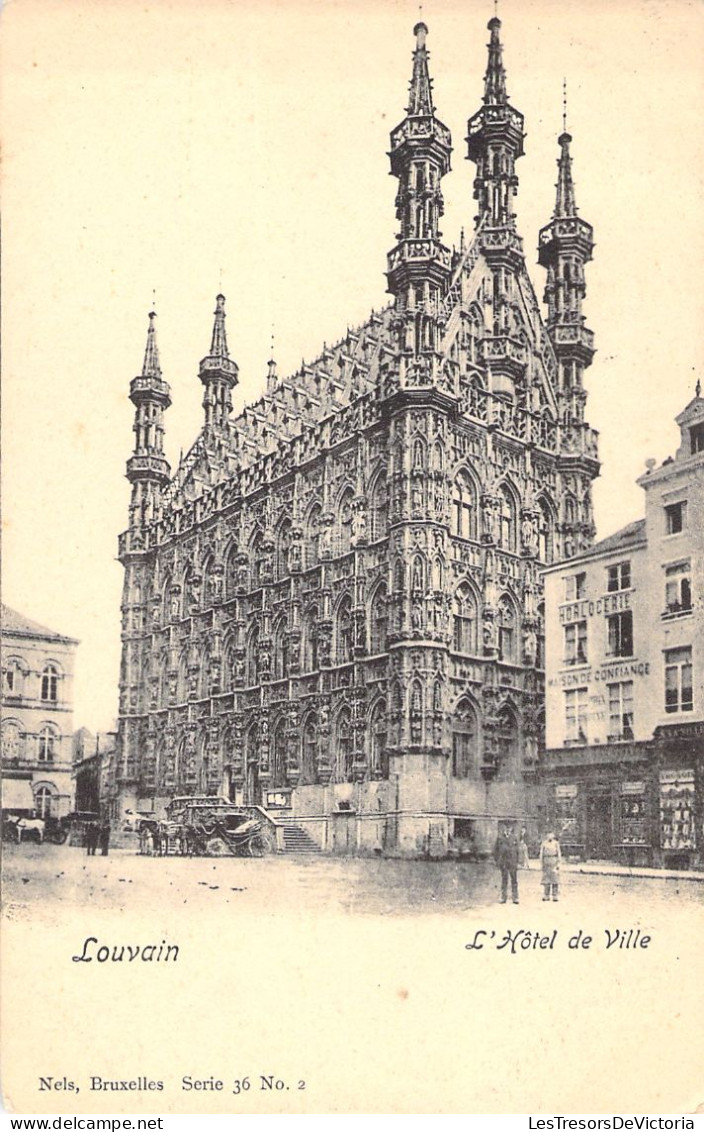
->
[{"left": 280, "top": 824, "right": 322, "bottom": 855}]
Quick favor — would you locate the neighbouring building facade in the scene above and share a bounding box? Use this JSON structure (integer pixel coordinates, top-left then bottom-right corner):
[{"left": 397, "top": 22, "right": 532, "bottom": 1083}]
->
[
  {"left": 542, "top": 388, "right": 704, "bottom": 868},
  {"left": 1, "top": 606, "right": 79, "bottom": 819},
  {"left": 114, "top": 17, "right": 600, "bottom": 855}
]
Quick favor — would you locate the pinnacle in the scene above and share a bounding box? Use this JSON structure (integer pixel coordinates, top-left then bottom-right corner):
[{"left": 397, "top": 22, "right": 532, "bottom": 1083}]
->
[
  {"left": 407, "top": 21, "right": 434, "bottom": 117},
  {"left": 142, "top": 311, "right": 162, "bottom": 378},
  {"left": 209, "top": 293, "right": 230, "bottom": 358}
]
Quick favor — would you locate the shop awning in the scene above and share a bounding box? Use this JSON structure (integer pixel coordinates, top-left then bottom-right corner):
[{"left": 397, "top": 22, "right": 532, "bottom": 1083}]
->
[{"left": 2, "top": 777, "right": 35, "bottom": 811}]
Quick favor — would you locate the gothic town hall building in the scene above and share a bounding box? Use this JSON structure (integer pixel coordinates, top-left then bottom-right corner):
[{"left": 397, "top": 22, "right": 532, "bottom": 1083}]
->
[{"left": 115, "top": 18, "right": 600, "bottom": 855}]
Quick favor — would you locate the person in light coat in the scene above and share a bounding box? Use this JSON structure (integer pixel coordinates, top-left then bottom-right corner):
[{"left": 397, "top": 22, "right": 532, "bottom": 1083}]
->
[{"left": 540, "top": 831, "right": 562, "bottom": 901}]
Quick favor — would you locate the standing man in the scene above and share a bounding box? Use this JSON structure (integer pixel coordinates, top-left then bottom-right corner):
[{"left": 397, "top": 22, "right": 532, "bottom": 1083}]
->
[
  {"left": 98, "top": 819, "right": 111, "bottom": 857},
  {"left": 494, "top": 823, "right": 520, "bottom": 904},
  {"left": 540, "top": 830, "right": 562, "bottom": 901}
]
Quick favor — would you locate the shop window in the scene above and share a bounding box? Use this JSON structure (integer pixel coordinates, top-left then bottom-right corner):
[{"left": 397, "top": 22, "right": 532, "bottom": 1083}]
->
[
  {"left": 607, "top": 681, "right": 634, "bottom": 741},
  {"left": 564, "top": 688, "right": 588, "bottom": 744},
  {"left": 606, "top": 610, "right": 633, "bottom": 658},
  {"left": 564, "top": 620, "right": 588, "bottom": 665},
  {"left": 664, "top": 647, "right": 693, "bottom": 714},
  {"left": 606, "top": 561, "right": 631, "bottom": 593},
  {"left": 664, "top": 561, "right": 692, "bottom": 615},
  {"left": 564, "top": 572, "right": 586, "bottom": 602},
  {"left": 665, "top": 501, "right": 687, "bottom": 535},
  {"left": 618, "top": 784, "right": 648, "bottom": 847}
]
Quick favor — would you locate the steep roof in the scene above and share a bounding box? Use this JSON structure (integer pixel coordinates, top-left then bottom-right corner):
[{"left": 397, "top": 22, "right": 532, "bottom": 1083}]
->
[{"left": 2, "top": 605, "right": 79, "bottom": 644}]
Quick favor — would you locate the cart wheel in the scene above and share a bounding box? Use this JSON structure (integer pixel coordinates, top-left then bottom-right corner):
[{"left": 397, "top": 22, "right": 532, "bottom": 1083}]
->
[
  {"left": 247, "top": 832, "right": 274, "bottom": 857},
  {"left": 205, "top": 836, "right": 232, "bottom": 857}
]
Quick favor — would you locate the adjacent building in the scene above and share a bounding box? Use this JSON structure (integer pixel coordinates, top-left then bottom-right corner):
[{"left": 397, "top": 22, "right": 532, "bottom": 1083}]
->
[
  {"left": 1, "top": 606, "right": 79, "bottom": 819},
  {"left": 542, "top": 387, "right": 704, "bottom": 867},
  {"left": 114, "top": 17, "right": 601, "bottom": 855}
]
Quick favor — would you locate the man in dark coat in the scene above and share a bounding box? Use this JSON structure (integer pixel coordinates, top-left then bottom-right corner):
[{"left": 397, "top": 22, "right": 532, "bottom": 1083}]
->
[{"left": 494, "top": 824, "right": 520, "bottom": 904}]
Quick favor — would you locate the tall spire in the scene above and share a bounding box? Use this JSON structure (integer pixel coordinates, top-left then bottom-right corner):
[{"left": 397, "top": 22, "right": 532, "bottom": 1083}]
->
[
  {"left": 125, "top": 311, "right": 172, "bottom": 535},
  {"left": 466, "top": 18, "right": 524, "bottom": 229},
  {"left": 142, "top": 311, "right": 162, "bottom": 377},
  {"left": 554, "top": 131, "right": 577, "bottom": 218},
  {"left": 407, "top": 22, "right": 434, "bottom": 116},
  {"left": 199, "top": 293, "right": 238, "bottom": 437},
  {"left": 386, "top": 21, "right": 452, "bottom": 381},
  {"left": 209, "top": 293, "right": 229, "bottom": 359},
  {"left": 483, "top": 16, "right": 507, "bottom": 105}
]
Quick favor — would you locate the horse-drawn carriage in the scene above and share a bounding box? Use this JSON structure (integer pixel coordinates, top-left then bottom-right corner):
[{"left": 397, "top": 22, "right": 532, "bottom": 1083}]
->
[{"left": 135, "top": 796, "right": 275, "bottom": 857}]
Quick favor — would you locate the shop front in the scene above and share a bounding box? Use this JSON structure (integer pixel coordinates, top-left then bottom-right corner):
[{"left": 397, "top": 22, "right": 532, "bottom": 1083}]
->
[{"left": 653, "top": 722, "right": 703, "bottom": 870}]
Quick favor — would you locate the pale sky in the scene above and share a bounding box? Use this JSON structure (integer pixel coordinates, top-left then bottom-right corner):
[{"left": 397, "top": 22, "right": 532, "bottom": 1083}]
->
[{"left": 2, "top": 0, "right": 703, "bottom": 732}]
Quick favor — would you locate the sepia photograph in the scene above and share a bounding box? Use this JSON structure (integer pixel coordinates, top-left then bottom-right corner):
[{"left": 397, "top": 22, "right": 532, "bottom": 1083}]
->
[{"left": 2, "top": 0, "right": 703, "bottom": 1117}]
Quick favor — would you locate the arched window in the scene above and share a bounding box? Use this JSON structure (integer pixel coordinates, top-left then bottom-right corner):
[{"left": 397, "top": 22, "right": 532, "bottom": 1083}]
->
[
  {"left": 452, "top": 471, "right": 477, "bottom": 539},
  {"left": 162, "top": 573, "right": 173, "bottom": 622},
  {"left": 38, "top": 724, "right": 58, "bottom": 762},
  {"left": 272, "top": 618, "right": 289, "bottom": 680},
  {"left": 276, "top": 519, "right": 291, "bottom": 580},
  {"left": 453, "top": 584, "right": 478, "bottom": 655},
  {"left": 3, "top": 658, "right": 25, "bottom": 697},
  {"left": 498, "top": 485, "right": 516, "bottom": 552},
  {"left": 537, "top": 498, "right": 554, "bottom": 564},
  {"left": 370, "top": 473, "right": 388, "bottom": 541},
  {"left": 369, "top": 586, "right": 388, "bottom": 654},
  {"left": 34, "top": 783, "right": 57, "bottom": 819},
  {"left": 452, "top": 698, "right": 478, "bottom": 779},
  {"left": 246, "top": 624, "right": 260, "bottom": 686},
  {"left": 338, "top": 489, "right": 354, "bottom": 555},
  {"left": 301, "top": 715, "right": 319, "bottom": 786},
  {"left": 272, "top": 719, "right": 287, "bottom": 788},
  {"left": 335, "top": 709, "right": 353, "bottom": 782},
  {"left": 498, "top": 596, "right": 517, "bottom": 663},
  {"left": 336, "top": 595, "right": 353, "bottom": 664},
  {"left": 306, "top": 504, "right": 322, "bottom": 568},
  {"left": 369, "top": 700, "right": 388, "bottom": 778},
  {"left": 2, "top": 720, "right": 22, "bottom": 760},
  {"left": 41, "top": 665, "right": 59, "bottom": 703}
]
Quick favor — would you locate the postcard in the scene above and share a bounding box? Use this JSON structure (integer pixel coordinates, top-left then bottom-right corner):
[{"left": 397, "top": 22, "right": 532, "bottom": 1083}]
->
[{"left": 2, "top": 0, "right": 703, "bottom": 1117}]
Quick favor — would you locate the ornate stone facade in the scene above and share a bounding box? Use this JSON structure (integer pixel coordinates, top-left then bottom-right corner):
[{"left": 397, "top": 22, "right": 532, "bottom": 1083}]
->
[{"left": 115, "top": 18, "right": 599, "bottom": 855}]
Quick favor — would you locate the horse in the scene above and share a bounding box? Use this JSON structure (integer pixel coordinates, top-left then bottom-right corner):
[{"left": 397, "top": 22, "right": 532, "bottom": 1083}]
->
[{"left": 7, "top": 816, "right": 46, "bottom": 843}]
